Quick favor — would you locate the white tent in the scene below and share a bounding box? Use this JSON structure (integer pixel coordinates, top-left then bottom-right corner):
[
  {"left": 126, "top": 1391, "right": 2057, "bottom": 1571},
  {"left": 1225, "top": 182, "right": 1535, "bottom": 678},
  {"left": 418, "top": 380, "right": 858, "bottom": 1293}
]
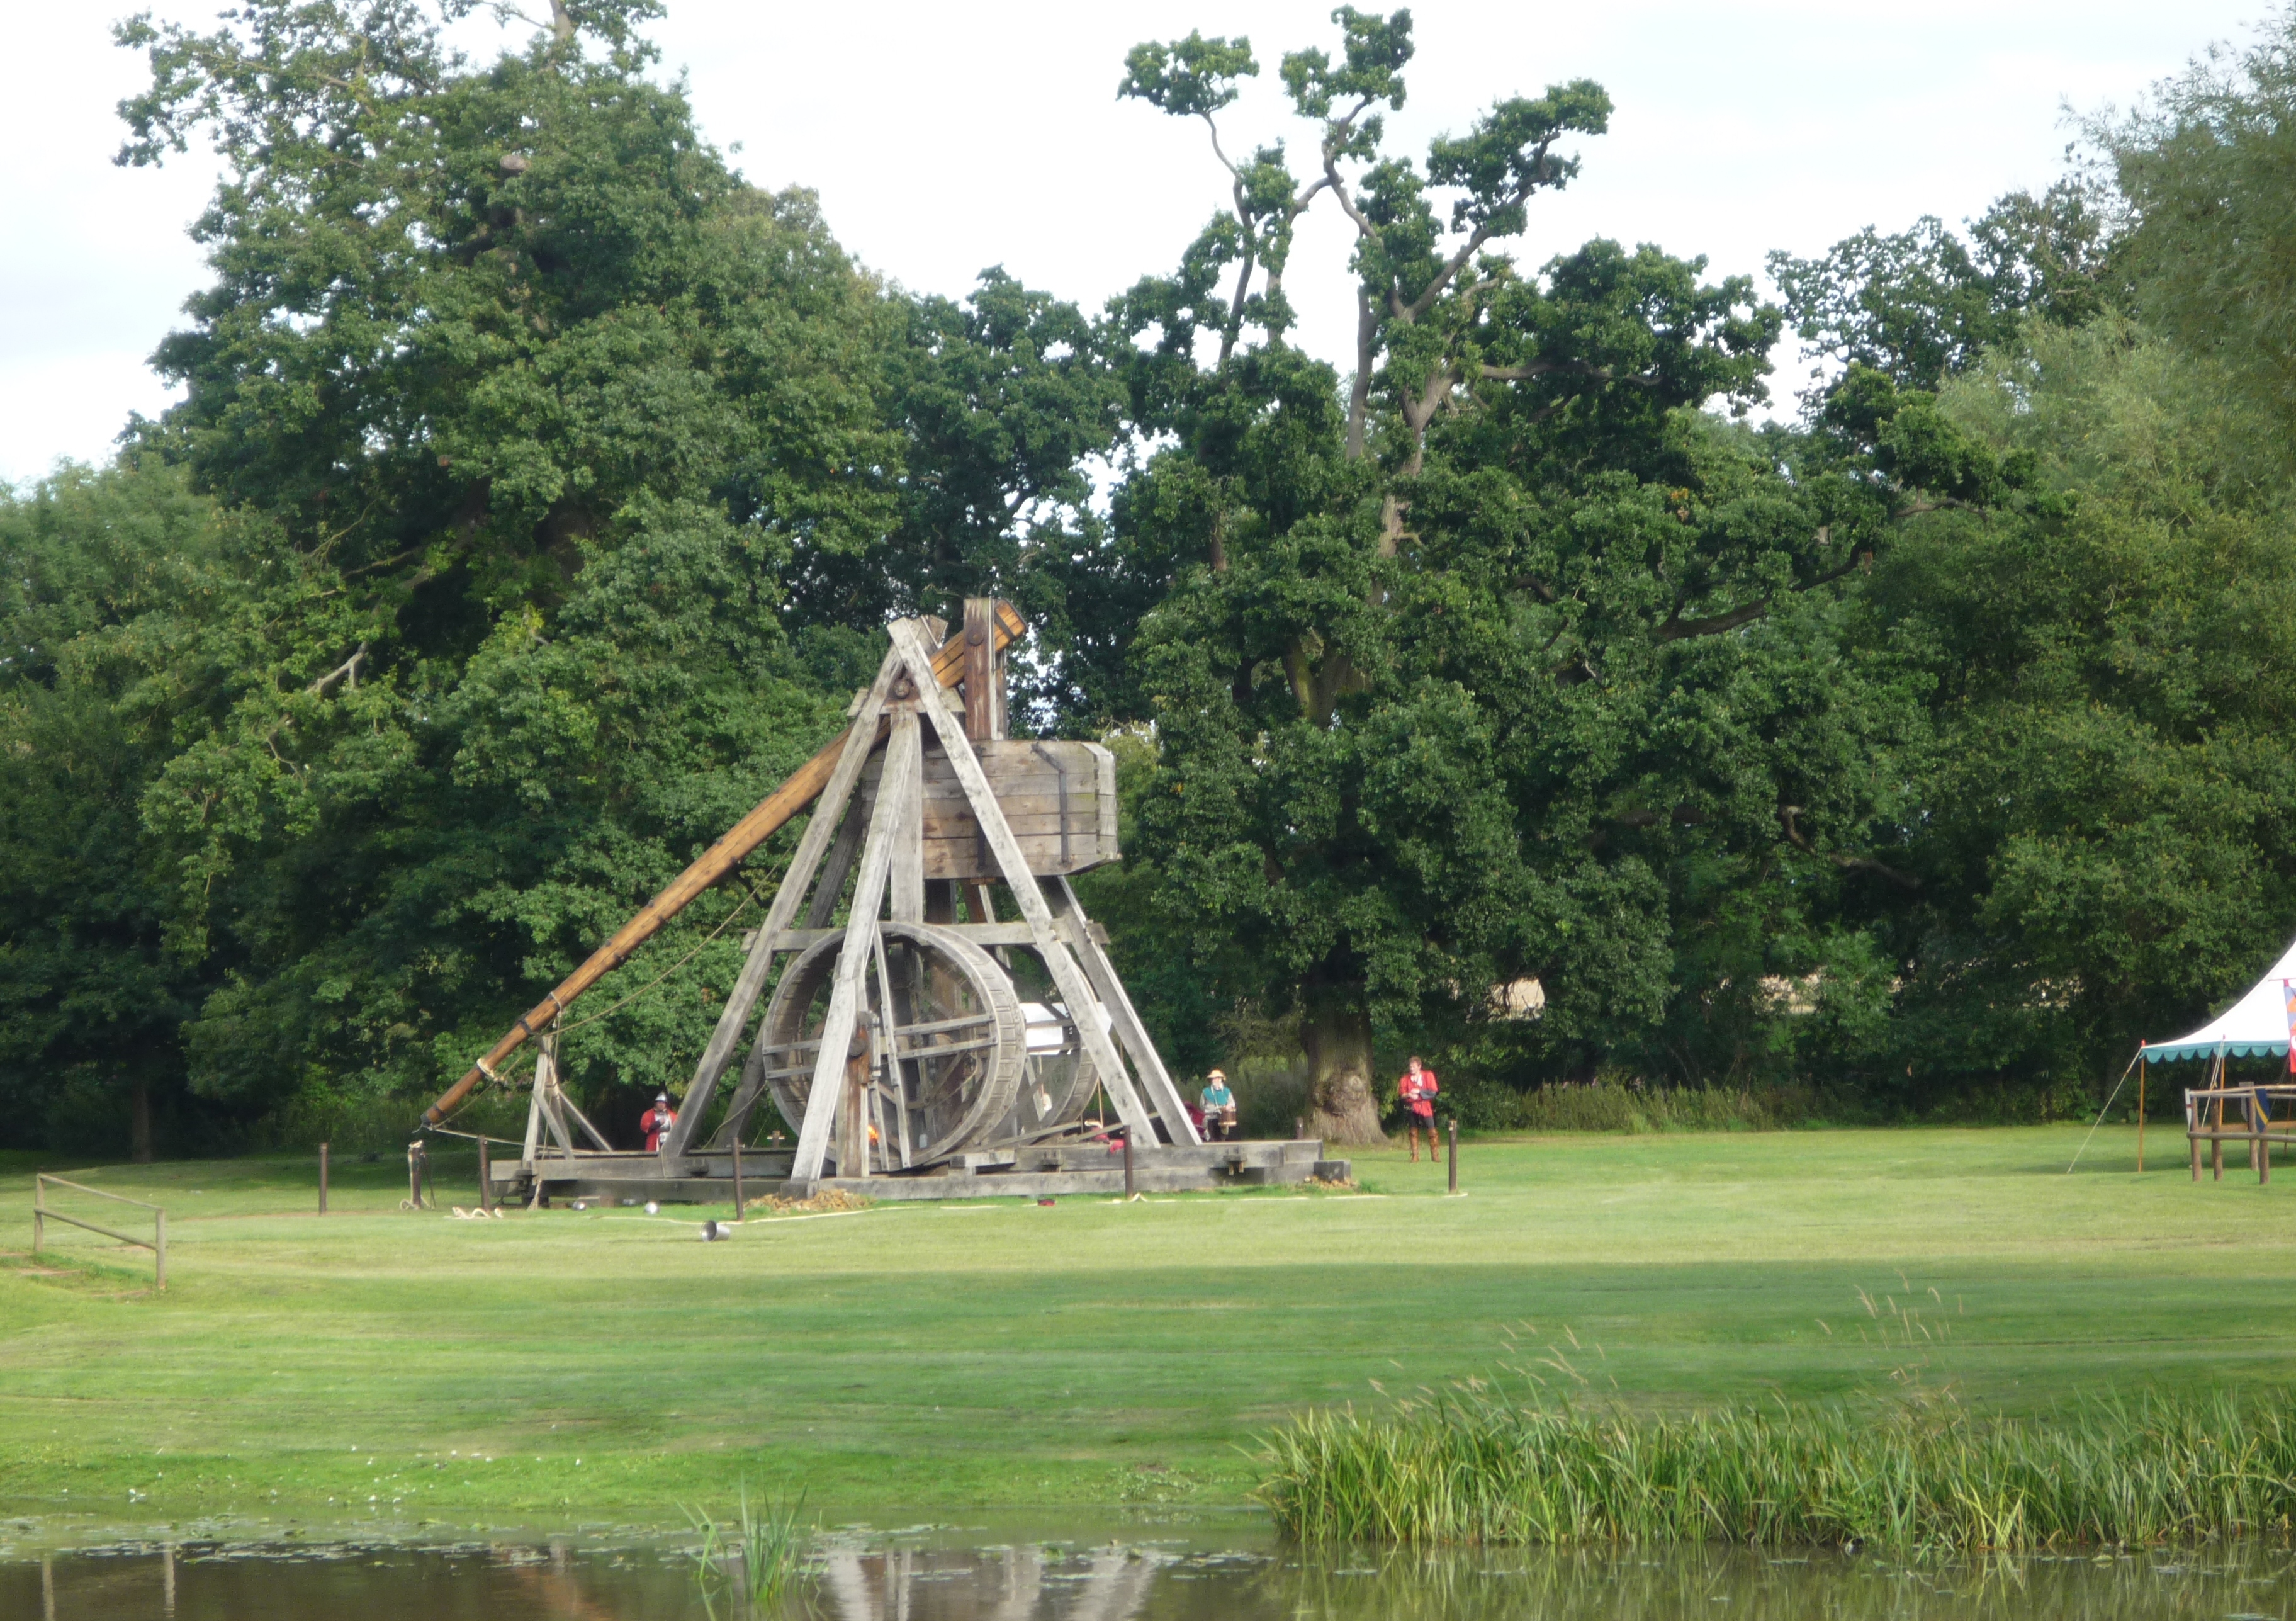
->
[{"left": 2141, "top": 935, "right": 2296, "bottom": 1063}]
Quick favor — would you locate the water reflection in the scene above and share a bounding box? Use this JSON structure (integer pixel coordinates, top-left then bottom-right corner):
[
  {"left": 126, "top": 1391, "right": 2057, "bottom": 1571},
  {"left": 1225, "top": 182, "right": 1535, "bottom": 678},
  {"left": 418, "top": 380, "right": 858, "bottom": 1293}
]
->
[{"left": 4, "top": 1528, "right": 2295, "bottom": 1620}]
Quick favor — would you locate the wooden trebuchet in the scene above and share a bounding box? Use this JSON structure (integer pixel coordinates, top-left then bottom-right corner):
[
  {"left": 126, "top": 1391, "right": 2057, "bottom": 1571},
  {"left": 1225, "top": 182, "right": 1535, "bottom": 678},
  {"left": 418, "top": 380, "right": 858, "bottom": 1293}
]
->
[{"left": 419, "top": 602, "right": 1028, "bottom": 1130}]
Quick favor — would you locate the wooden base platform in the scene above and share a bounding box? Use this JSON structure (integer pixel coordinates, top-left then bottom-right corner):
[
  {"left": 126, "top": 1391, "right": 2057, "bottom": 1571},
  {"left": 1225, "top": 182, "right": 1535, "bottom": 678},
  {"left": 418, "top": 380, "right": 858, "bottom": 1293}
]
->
[{"left": 488, "top": 1139, "right": 1351, "bottom": 1205}]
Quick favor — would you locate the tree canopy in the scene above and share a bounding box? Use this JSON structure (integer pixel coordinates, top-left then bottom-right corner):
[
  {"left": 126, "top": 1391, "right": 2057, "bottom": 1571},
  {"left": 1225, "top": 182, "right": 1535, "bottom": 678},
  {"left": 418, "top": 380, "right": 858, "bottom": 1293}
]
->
[{"left": 11, "top": 1, "right": 2296, "bottom": 1155}]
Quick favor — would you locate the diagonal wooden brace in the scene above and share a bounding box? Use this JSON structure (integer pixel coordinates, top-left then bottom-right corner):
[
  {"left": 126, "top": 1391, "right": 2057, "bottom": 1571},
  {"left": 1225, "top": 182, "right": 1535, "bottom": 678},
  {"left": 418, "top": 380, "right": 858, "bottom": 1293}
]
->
[
  {"left": 787, "top": 685, "right": 923, "bottom": 1189},
  {"left": 1046, "top": 876, "right": 1200, "bottom": 1144}
]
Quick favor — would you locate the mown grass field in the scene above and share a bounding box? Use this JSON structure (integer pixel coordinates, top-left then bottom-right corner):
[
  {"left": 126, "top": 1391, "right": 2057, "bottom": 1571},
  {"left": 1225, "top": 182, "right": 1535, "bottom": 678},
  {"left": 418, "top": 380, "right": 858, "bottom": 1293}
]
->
[{"left": 0, "top": 1126, "right": 2287, "bottom": 1525}]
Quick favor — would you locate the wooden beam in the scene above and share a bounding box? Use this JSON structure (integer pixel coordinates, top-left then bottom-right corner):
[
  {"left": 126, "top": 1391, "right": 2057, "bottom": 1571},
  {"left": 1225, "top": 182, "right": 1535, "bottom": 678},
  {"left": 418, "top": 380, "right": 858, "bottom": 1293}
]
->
[
  {"left": 789, "top": 685, "right": 921, "bottom": 1188},
  {"left": 763, "top": 921, "right": 1077, "bottom": 951},
  {"left": 802, "top": 799, "right": 865, "bottom": 929},
  {"left": 888, "top": 709, "right": 925, "bottom": 924},
  {"left": 1049, "top": 875, "right": 1200, "bottom": 1144},
  {"left": 963, "top": 597, "right": 999, "bottom": 742}
]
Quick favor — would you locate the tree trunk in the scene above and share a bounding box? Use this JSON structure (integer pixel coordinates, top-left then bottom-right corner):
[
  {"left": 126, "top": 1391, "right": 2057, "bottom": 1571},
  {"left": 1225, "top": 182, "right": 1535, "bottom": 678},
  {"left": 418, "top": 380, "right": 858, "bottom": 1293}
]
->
[
  {"left": 1301, "top": 1003, "right": 1387, "bottom": 1145},
  {"left": 130, "top": 1075, "right": 153, "bottom": 1165}
]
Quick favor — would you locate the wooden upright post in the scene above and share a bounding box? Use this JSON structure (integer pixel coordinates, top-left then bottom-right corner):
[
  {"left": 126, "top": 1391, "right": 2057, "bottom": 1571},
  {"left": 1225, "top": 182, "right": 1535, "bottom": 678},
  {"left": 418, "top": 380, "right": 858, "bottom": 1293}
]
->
[
  {"left": 839, "top": 1022, "right": 873, "bottom": 1178},
  {"left": 318, "top": 1141, "right": 329, "bottom": 1215},
  {"left": 888, "top": 709, "right": 926, "bottom": 923},
  {"left": 962, "top": 597, "right": 1002, "bottom": 742},
  {"left": 478, "top": 1138, "right": 492, "bottom": 1212}
]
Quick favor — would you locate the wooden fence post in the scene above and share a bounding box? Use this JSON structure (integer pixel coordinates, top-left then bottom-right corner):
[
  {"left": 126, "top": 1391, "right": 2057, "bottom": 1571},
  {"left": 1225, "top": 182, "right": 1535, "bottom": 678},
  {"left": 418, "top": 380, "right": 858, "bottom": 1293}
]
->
[
  {"left": 478, "top": 1138, "right": 492, "bottom": 1212},
  {"left": 318, "top": 1141, "right": 329, "bottom": 1216},
  {"left": 1448, "top": 1117, "right": 1459, "bottom": 1195},
  {"left": 1123, "top": 1133, "right": 1135, "bottom": 1200},
  {"left": 732, "top": 1136, "right": 745, "bottom": 1218}
]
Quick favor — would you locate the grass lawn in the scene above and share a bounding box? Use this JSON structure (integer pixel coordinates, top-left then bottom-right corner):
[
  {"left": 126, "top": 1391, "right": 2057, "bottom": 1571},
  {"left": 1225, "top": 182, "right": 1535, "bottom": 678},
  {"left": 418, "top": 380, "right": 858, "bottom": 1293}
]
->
[{"left": 0, "top": 1125, "right": 2287, "bottom": 1525}]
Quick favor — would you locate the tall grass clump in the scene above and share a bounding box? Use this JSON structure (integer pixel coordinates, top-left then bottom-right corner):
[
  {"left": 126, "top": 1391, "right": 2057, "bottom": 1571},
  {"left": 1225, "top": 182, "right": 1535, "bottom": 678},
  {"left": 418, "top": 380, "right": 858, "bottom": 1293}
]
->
[
  {"left": 687, "top": 1486, "right": 810, "bottom": 1613},
  {"left": 1257, "top": 1386, "right": 2296, "bottom": 1550}
]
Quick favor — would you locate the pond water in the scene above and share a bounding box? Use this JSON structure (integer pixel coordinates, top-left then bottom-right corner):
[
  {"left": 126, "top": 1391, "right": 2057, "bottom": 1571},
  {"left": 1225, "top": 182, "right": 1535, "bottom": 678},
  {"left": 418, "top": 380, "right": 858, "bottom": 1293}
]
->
[{"left": 5, "top": 1515, "right": 2294, "bottom": 1620}]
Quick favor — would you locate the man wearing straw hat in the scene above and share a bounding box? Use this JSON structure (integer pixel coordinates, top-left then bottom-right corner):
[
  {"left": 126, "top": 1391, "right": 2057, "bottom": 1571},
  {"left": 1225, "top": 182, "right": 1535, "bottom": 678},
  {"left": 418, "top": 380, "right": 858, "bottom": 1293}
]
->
[{"left": 1200, "top": 1069, "right": 1237, "bottom": 1142}]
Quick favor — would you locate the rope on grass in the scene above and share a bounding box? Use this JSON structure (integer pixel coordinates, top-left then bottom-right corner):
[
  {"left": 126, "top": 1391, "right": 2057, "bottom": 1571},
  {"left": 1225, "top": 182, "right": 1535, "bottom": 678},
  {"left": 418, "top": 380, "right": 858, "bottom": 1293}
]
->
[{"left": 2066, "top": 1049, "right": 2143, "bottom": 1173}]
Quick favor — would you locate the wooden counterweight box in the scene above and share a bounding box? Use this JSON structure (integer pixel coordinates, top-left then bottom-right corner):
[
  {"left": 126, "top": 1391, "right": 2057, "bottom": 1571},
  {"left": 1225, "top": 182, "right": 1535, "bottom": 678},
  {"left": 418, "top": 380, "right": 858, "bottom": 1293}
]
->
[{"left": 857, "top": 738, "right": 1117, "bottom": 879}]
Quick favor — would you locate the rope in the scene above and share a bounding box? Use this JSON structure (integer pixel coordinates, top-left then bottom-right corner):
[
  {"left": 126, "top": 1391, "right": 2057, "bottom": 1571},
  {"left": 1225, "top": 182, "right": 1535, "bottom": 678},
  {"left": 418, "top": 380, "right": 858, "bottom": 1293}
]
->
[
  {"left": 423, "top": 1125, "right": 525, "bottom": 1149},
  {"left": 427, "top": 1090, "right": 481, "bottom": 1133},
  {"left": 2066, "top": 1049, "right": 2144, "bottom": 1173},
  {"left": 553, "top": 889, "right": 755, "bottom": 1037}
]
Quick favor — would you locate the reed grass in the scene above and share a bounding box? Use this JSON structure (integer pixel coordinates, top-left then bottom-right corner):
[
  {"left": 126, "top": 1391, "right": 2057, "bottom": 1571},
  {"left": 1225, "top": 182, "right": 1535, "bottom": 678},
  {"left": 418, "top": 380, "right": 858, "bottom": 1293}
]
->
[
  {"left": 687, "top": 1486, "right": 810, "bottom": 1613},
  {"left": 1257, "top": 1385, "right": 2296, "bottom": 1551}
]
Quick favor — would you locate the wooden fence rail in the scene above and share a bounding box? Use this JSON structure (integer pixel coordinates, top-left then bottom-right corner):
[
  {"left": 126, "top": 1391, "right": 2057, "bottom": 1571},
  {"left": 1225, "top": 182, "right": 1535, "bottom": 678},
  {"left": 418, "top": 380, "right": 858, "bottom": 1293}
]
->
[{"left": 33, "top": 1174, "right": 166, "bottom": 1290}]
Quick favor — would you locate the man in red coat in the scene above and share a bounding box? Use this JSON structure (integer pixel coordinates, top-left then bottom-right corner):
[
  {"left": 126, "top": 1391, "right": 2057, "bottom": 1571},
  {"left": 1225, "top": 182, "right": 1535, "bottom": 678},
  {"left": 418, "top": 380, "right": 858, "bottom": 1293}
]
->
[
  {"left": 641, "top": 1091, "right": 677, "bottom": 1153},
  {"left": 1398, "top": 1055, "right": 1441, "bottom": 1163}
]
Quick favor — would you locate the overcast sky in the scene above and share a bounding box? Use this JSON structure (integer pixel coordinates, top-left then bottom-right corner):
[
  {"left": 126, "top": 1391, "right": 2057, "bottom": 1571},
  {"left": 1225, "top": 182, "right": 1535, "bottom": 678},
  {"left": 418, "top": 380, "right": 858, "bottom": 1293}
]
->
[{"left": 0, "top": 0, "right": 2267, "bottom": 488}]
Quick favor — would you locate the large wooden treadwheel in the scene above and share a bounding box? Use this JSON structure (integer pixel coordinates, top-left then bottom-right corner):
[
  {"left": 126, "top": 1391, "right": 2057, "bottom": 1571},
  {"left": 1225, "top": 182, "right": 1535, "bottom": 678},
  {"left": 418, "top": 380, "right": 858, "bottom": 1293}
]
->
[{"left": 750, "top": 922, "right": 1025, "bottom": 1168}]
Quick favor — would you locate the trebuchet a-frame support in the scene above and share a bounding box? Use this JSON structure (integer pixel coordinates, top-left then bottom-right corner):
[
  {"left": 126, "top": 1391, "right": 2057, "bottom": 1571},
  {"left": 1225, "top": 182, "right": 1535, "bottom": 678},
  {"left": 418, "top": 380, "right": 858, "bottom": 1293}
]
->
[{"left": 661, "top": 606, "right": 1198, "bottom": 1189}]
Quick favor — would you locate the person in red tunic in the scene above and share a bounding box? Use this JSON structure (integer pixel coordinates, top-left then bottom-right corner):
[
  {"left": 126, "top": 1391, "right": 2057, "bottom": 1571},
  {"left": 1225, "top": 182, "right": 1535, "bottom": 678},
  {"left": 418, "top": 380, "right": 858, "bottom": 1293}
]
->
[
  {"left": 641, "top": 1091, "right": 677, "bottom": 1153},
  {"left": 1398, "top": 1055, "right": 1441, "bottom": 1163}
]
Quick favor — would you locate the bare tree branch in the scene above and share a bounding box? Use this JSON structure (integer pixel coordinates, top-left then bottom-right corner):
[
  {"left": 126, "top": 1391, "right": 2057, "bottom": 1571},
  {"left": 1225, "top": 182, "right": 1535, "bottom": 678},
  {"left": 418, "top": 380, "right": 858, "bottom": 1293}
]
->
[
  {"left": 1650, "top": 538, "right": 1863, "bottom": 643},
  {"left": 307, "top": 641, "right": 369, "bottom": 696},
  {"left": 1478, "top": 358, "right": 1660, "bottom": 387},
  {"left": 1777, "top": 805, "right": 1920, "bottom": 891}
]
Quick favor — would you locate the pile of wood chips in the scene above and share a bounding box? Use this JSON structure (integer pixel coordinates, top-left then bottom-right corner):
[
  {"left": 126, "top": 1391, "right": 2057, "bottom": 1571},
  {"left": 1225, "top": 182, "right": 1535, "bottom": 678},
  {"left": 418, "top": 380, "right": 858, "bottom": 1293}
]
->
[{"left": 743, "top": 1187, "right": 874, "bottom": 1218}]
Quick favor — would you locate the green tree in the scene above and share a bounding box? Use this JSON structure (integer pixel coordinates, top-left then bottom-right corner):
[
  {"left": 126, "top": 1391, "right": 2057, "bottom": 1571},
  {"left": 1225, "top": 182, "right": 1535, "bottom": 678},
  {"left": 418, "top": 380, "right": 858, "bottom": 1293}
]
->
[
  {"left": 782, "top": 268, "right": 1133, "bottom": 725},
  {"left": 2102, "top": 13, "right": 2296, "bottom": 447},
  {"left": 96, "top": 0, "right": 903, "bottom": 1126},
  {"left": 1769, "top": 180, "right": 2120, "bottom": 398},
  {"left": 1840, "top": 313, "right": 2296, "bottom": 1110},
  {"left": 0, "top": 461, "right": 223, "bottom": 1157},
  {"left": 1102, "top": 10, "right": 1967, "bottom": 1137}
]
